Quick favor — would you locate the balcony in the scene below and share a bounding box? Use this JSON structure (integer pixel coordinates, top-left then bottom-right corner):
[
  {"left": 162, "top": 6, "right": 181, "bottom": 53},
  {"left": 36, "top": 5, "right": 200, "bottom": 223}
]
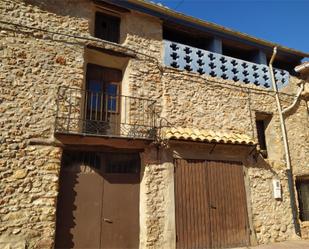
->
[
  {"left": 55, "top": 87, "right": 157, "bottom": 140},
  {"left": 164, "top": 40, "right": 290, "bottom": 89}
]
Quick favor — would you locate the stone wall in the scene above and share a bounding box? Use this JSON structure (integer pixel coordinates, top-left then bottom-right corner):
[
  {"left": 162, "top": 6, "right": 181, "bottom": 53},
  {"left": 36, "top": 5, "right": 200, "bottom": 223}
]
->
[
  {"left": 160, "top": 67, "right": 309, "bottom": 244},
  {"left": 0, "top": 146, "right": 62, "bottom": 248},
  {"left": 0, "top": 11, "right": 84, "bottom": 249},
  {"left": 290, "top": 72, "right": 309, "bottom": 240},
  {"left": 1, "top": 0, "right": 309, "bottom": 248},
  {"left": 0, "top": 3, "right": 87, "bottom": 248},
  {"left": 0, "top": 0, "right": 163, "bottom": 248},
  {"left": 140, "top": 147, "right": 175, "bottom": 249}
]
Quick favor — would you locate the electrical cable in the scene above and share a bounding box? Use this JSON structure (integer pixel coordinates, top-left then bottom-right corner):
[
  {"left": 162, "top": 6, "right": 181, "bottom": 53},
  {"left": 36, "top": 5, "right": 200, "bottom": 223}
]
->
[
  {"left": 0, "top": 20, "right": 161, "bottom": 65},
  {"left": 0, "top": 19, "right": 301, "bottom": 102}
]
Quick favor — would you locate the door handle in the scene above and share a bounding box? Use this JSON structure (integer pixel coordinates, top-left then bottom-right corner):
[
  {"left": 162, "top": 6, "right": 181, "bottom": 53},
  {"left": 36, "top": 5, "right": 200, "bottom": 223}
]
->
[
  {"left": 103, "top": 218, "right": 113, "bottom": 223},
  {"left": 210, "top": 205, "right": 217, "bottom": 209}
]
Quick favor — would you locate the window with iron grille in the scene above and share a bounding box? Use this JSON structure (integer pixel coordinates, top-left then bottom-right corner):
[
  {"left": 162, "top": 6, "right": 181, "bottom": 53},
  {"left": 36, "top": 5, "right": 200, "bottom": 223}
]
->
[
  {"left": 61, "top": 151, "right": 140, "bottom": 174},
  {"left": 95, "top": 11, "right": 120, "bottom": 43},
  {"left": 62, "top": 151, "right": 101, "bottom": 170},
  {"left": 296, "top": 178, "right": 309, "bottom": 221},
  {"left": 105, "top": 153, "right": 140, "bottom": 174}
]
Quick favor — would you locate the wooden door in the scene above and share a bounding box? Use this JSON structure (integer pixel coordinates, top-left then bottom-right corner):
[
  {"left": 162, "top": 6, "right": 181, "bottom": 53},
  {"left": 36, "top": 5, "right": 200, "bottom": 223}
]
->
[
  {"left": 175, "top": 159, "right": 212, "bottom": 249},
  {"left": 207, "top": 161, "right": 249, "bottom": 248},
  {"left": 174, "top": 159, "right": 250, "bottom": 249},
  {"left": 55, "top": 151, "right": 140, "bottom": 249},
  {"left": 100, "top": 153, "right": 140, "bottom": 249},
  {"left": 55, "top": 151, "right": 103, "bottom": 249},
  {"left": 85, "top": 64, "right": 122, "bottom": 135}
]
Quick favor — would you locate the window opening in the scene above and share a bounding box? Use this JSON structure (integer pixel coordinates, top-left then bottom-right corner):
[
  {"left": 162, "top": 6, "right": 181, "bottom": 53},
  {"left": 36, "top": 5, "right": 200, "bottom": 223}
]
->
[
  {"left": 296, "top": 178, "right": 309, "bottom": 221},
  {"left": 95, "top": 11, "right": 120, "bottom": 43},
  {"left": 222, "top": 43, "right": 253, "bottom": 62},
  {"left": 163, "top": 25, "right": 212, "bottom": 50},
  {"left": 62, "top": 151, "right": 101, "bottom": 169},
  {"left": 85, "top": 64, "right": 122, "bottom": 135},
  {"left": 255, "top": 113, "right": 271, "bottom": 158},
  {"left": 107, "top": 83, "right": 119, "bottom": 112},
  {"left": 105, "top": 153, "right": 140, "bottom": 174},
  {"left": 256, "top": 120, "right": 267, "bottom": 150}
]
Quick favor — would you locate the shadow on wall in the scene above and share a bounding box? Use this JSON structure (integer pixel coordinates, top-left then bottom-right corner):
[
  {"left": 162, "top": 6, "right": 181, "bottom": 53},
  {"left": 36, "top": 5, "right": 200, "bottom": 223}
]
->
[
  {"left": 245, "top": 152, "right": 282, "bottom": 182},
  {"left": 54, "top": 159, "right": 78, "bottom": 249},
  {"left": 248, "top": 154, "right": 274, "bottom": 170}
]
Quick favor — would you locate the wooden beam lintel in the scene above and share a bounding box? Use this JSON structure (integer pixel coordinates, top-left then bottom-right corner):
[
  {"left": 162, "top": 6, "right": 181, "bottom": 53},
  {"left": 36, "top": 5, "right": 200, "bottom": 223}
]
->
[{"left": 55, "top": 134, "right": 152, "bottom": 150}]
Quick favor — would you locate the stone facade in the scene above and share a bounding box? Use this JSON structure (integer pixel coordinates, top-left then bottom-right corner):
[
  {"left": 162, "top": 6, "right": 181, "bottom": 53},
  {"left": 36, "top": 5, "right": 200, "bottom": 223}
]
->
[
  {"left": 0, "top": 0, "right": 308, "bottom": 248},
  {"left": 160, "top": 68, "right": 308, "bottom": 245}
]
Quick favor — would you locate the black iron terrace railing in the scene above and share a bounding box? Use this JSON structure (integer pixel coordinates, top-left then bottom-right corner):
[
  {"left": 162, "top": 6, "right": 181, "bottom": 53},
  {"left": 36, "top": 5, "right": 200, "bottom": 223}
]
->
[{"left": 55, "top": 86, "right": 157, "bottom": 139}]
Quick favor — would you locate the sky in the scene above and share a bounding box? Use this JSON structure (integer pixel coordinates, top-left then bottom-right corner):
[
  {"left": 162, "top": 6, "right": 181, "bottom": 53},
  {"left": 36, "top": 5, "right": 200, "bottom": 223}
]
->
[{"left": 151, "top": 0, "right": 309, "bottom": 57}]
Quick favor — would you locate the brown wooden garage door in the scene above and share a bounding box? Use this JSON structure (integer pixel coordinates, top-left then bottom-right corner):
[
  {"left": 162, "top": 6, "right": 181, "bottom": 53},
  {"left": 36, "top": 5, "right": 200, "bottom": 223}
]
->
[
  {"left": 175, "top": 159, "right": 249, "bottom": 249},
  {"left": 55, "top": 151, "right": 140, "bottom": 249}
]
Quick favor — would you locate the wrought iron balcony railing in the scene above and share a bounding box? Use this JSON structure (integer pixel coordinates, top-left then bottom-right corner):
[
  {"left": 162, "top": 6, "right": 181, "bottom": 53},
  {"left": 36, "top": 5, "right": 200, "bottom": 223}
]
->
[
  {"left": 164, "top": 40, "right": 290, "bottom": 89},
  {"left": 55, "top": 87, "right": 157, "bottom": 139}
]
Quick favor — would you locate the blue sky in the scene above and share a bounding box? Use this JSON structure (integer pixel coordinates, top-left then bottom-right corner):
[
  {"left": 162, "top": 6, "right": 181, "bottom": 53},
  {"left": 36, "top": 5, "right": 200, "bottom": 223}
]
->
[{"left": 151, "top": 0, "right": 309, "bottom": 56}]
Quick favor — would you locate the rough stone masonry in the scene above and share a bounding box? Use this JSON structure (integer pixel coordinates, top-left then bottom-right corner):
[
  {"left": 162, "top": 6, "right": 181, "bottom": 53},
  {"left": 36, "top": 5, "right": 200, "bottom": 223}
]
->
[{"left": 0, "top": 0, "right": 308, "bottom": 249}]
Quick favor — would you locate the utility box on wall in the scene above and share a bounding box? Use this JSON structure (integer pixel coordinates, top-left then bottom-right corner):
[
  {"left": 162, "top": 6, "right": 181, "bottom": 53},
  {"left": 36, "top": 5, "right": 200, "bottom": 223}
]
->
[{"left": 273, "top": 179, "right": 282, "bottom": 199}]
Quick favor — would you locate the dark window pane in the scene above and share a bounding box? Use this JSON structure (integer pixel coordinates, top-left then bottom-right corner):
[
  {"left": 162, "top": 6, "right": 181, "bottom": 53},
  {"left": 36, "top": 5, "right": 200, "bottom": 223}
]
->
[
  {"left": 107, "top": 83, "right": 118, "bottom": 96},
  {"left": 88, "top": 80, "right": 103, "bottom": 93},
  {"left": 107, "top": 84, "right": 118, "bottom": 111},
  {"left": 88, "top": 80, "right": 103, "bottom": 110},
  {"left": 256, "top": 120, "right": 267, "bottom": 151},
  {"left": 108, "top": 98, "right": 117, "bottom": 112}
]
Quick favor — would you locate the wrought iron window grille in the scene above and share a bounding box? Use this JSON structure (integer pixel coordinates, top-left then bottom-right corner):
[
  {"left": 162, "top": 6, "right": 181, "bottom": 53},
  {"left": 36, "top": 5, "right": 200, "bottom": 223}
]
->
[{"left": 55, "top": 86, "right": 157, "bottom": 140}]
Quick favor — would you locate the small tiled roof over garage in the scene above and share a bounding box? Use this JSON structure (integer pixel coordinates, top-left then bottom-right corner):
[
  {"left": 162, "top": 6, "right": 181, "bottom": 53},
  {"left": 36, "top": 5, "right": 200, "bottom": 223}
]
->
[{"left": 161, "top": 127, "right": 255, "bottom": 145}]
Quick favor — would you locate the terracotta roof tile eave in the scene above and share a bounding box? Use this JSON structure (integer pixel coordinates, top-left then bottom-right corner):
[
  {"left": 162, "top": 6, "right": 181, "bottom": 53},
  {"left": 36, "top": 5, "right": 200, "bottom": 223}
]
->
[
  {"left": 167, "top": 137, "right": 256, "bottom": 146},
  {"left": 162, "top": 127, "right": 256, "bottom": 146}
]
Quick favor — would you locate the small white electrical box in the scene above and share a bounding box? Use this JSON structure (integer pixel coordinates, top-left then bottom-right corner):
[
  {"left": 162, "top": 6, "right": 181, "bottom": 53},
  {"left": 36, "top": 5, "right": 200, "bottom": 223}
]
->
[{"left": 272, "top": 179, "right": 282, "bottom": 199}]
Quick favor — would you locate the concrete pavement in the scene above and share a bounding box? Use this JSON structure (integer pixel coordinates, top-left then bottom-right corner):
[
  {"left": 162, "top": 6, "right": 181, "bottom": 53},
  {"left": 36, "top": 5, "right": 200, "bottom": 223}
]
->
[{"left": 233, "top": 240, "right": 309, "bottom": 249}]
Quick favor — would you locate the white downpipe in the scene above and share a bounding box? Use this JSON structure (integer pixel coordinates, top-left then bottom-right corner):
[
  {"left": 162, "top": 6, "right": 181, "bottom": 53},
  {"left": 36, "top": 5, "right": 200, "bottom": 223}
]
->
[
  {"left": 282, "top": 83, "right": 304, "bottom": 114},
  {"left": 269, "top": 47, "right": 291, "bottom": 170},
  {"left": 269, "top": 47, "right": 300, "bottom": 235}
]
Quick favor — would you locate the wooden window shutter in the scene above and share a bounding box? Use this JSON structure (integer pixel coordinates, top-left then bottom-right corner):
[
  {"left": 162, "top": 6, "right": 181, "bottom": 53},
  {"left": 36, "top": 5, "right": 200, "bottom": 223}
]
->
[{"left": 95, "top": 12, "right": 120, "bottom": 43}]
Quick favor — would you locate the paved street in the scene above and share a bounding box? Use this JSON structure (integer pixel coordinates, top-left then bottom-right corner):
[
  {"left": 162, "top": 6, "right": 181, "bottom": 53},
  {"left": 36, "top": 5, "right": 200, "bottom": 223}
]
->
[{"left": 234, "top": 240, "right": 309, "bottom": 249}]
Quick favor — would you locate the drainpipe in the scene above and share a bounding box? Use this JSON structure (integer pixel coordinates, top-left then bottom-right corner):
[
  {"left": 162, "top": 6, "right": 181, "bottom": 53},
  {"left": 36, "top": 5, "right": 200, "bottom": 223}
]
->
[
  {"left": 269, "top": 47, "right": 300, "bottom": 235},
  {"left": 269, "top": 47, "right": 291, "bottom": 171},
  {"left": 282, "top": 83, "right": 304, "bottom": 114}
]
